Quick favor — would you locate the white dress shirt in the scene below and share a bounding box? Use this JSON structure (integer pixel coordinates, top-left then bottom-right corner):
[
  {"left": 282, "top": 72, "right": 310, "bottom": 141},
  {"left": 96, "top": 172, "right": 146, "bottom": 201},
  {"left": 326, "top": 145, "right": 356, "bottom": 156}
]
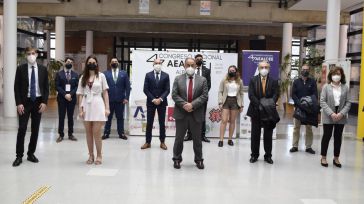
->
[
  {"left": 112, "top": 68, "right": 119, "bottom": 81},
  {"left": 195, "top": 67, "right": 202, "bottom": 76},
  {"left": 27, "top": 63, "right": 42, "bottom": 97},
  {"left": 331, "top": 82, "right": 342, "bottom": 106}
]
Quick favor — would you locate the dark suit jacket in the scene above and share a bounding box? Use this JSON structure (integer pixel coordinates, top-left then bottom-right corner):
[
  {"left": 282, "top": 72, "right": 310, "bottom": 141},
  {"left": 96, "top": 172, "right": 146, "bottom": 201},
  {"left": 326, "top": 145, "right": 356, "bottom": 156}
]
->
[
  {"left": 247, "top": 74, "right": 279, "bottom": 119},
  {"left": 143, "top": 71, "right": 170, "bottom": 107},
  {"left": 55, "top": 69, "right": 79, "bottom": 104},
  {"left": 104, "top": 69, "right": 131, "bottom": 102},
  {"left": 172, "top": 74, "right": 208, "bottom": 122},
  {"left": 198, "top": 66, "right": 211, "bottom": 91},
  {"left": 14, "top": 63, "right": 49, "bottom": 105}
]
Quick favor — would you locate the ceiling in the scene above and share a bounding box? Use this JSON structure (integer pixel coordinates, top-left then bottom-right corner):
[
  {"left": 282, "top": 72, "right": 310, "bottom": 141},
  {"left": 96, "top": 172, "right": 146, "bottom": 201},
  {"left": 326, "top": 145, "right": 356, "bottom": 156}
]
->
[{"left": 289, "top": 0, "right": 364, "bottom": 11}]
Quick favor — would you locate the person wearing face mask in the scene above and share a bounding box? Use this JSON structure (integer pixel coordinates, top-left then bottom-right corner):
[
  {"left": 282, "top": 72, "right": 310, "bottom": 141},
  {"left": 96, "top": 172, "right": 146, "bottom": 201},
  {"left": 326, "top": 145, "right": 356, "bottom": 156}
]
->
[
  {"left": 141, "top": 58, "right": 170, "bottom": 150},
  {"left": 172, "top": 58, "right": 208, "bottom": 169},
  {"left": 247, "top": 60, "right": 279, "bottom": 164},
  {"left": 290, "top": 64, "right": 318, "bottom": 154},
  {"left": 102, "top": 58, "right": 131, "bottom": 140},
  {"left": 13, "top": 47, "right": 49, "bottom": 167},
  {"left": 217, "top": 65, "right": 244, "bottom": 147},
  {"left": 77, "top": 55, "right": 110, "bottom": 165},
  {"left": 184, "top": 54, "right": 211, "bottom": 143},
  {"left": 55, "top": 57, "right": 79, "bottom": 143},
  {"left": 320, "top": 67, "right": 351, "bottom": 168}
]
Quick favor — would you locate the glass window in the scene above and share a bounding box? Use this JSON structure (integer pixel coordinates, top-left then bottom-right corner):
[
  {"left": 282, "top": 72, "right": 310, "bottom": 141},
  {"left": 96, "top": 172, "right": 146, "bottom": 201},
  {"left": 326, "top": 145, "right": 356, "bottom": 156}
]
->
[
  {"left": 348, "top": 34, "right": 362, "bottom": 53},
  {"left": 350, "top": 12, "right": 363, "bottom": 32}
]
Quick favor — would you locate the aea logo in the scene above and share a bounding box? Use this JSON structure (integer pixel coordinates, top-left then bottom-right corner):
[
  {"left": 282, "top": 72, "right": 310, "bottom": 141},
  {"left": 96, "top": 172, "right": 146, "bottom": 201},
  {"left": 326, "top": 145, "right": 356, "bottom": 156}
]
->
[
  {"left": 146, "top": 54, "right": 165, "bottom": 64},
  {"left": 134, "top": 106, "right": 145, "bottom": 119},
  {"left": 209, "top": 108, "right": 222, "bottom": 123}
]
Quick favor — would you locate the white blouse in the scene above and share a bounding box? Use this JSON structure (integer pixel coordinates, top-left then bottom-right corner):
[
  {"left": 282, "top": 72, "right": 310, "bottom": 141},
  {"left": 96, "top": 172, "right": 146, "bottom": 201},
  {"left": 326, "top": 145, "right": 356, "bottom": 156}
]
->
[
  {"left": 76, "top": 73, "right": 109, "bottom": 104},
  {"left": 227, "top": 81, "right": 238, "bottom": 97},
  {"left": 331, "top": 82, "right": 341, "bottom": 107}
]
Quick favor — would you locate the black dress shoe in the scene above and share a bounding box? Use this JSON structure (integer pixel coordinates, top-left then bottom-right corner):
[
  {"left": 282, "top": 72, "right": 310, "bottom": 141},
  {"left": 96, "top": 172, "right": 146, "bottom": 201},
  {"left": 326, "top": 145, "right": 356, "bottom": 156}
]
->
[
  {"left": 119, "top": 134, "right": 128, "bottom": 140},
  {"left": 56, "top": 136, "right": 63, "bottom": 143},
  {"left": 289, "top": 147, "right": 298, "bottom": 153},
  {"left": 321, "top": 159, "right": 328, "bottom": 167},
  {"left": 12, "top": 157, "right": 22, "bottom": 167},
  {"left": 218, "top": 141, "right": 223, "bottom": 147},
  {"left": 27, "top": 155, "right": 39, "bottom": 163},
  {"left": 173, "top": 161, "right": 181, "bottom": 169},
  {"left": 264, "top": 157, "right": 274, "bottom": 164},
  {"left": 102, "top": 134, "right": 109, "bottom": 140},
  {"left": 184, "top": 135, "right": 192, "bottom": 141},
  {"left": 228, "top": 140, "right": 234, "bottom": 146},
  {"left": 249, "top": 156, "right": 258, "bottom": 163},
  {"left": 202, "top": 136, "right": 210, "bottom": 143},
  {"left": 333, "top": 160, "right": 342, "bottom": 168},
  {"left": 195, "top": 161, "right": 204, "bottom": 169},
  {"left": 68, "top": 135, "right": 77, "bottom": 141},
  {"left": 305, "top": 148, "right": 316, "bottom": 154}
]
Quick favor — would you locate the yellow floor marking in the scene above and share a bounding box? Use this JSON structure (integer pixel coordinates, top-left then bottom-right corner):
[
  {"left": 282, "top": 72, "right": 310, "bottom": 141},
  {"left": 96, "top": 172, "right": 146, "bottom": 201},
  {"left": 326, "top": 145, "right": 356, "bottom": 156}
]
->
[{"left": 22, "top": 186, "right": 51, "bottom": 204}]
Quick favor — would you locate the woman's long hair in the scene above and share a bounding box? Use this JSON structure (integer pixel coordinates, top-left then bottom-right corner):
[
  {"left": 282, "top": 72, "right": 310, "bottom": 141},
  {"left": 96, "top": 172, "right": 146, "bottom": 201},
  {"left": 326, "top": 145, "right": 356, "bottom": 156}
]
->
[
  {"left": 81, "top": 55, "right": 99, "bottom": 87},
  {"left": 224, "top": 65, "right": 241, "bottom": 84}
]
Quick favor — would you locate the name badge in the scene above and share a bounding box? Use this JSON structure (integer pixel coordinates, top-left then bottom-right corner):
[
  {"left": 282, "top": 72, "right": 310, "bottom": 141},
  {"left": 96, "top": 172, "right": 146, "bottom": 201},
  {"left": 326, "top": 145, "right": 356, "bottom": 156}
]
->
[{"left": 65, "top": 84, "right": 71, "bottom": 92}]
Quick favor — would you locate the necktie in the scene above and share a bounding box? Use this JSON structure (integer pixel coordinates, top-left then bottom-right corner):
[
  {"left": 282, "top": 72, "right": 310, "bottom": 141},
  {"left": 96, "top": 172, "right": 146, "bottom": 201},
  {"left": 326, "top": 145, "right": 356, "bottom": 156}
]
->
[
  {"left": 262, "top": 77, "right": 266, "bottom": 96},
  {"left": 156, "top": 72, "right": 160, "bottom": 84},
  {"left": 187, "top": 77, "right": 193, "bottom": 103},
  {"left": 30, "top": 66, "right": 36, "bottom": 101},
  {"left": 197, "top": 68, "right": 201, "bottom": 76},
  {"left": 66, "top": 71, "right": 71, "bottom": 81},
  {"left": 113, "top": 69, "right": 117, "bottom": 83}
]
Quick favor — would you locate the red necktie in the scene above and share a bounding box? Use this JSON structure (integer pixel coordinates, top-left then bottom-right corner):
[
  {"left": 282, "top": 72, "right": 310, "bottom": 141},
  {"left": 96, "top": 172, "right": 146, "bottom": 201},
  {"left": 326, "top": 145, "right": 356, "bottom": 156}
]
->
[{"left": 188, "top": 77, "right": 193, "bottom": 103}]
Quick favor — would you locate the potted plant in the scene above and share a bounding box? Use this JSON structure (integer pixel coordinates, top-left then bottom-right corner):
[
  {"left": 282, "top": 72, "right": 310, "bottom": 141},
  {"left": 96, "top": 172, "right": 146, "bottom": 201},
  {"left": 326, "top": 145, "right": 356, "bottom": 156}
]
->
[
  {"left": 47, "top": 59, "right": 63, "bottom": 96},
  {"left": 279, "top": 53, "right": 293, "bottom": 113}
]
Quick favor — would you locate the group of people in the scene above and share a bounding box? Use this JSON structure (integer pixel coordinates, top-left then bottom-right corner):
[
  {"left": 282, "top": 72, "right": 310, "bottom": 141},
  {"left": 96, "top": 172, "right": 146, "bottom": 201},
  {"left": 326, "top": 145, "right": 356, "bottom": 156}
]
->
[{"left": 12, "top": 47, "right": 351, "bottom": 170}]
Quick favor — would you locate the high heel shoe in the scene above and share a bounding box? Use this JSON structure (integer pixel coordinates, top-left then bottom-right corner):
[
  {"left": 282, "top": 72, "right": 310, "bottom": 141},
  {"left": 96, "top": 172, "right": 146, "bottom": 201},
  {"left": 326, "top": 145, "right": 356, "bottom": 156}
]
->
[
  {"left": 95, "top": 156, "right": 102, "bottom": 165},
  {"left": 228, "top": 140, "right": 234, "bottom": 146},
  {"left": 321, "top": 159, "right": 328, "bottom": 167},
  {"left": 218, "top": 141, "right": 223, "bottom": 147},
  {"left": 333, "top": 159, "right": 342, "bottom": 168},
  {"left": 86, "top": 154, "right": 94, "bottom": 165}
]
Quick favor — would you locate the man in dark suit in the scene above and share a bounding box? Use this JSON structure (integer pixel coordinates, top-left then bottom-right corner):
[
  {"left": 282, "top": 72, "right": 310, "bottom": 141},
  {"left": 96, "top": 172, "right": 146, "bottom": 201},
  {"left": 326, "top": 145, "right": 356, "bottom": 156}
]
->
[
  {"left": 102, "top": 58, "right": 131, "bottom": 140},
  {"left": 184, "top": 54, "right": 211, "bottom": 143},
  {"left": 13, "top": 47, "right": 49, "bottom": 167},
  {"left": 141, "top": 58, "right": 170, "bottom": 150},
  {"left": 55, "top": 57, "right": 79, "bottom": 143},
  {"left": 247, "top": 60, "right": 279, "bottom": 164},
  {"left": 172, "top": 58, "right": 208, "bottom": 170}
]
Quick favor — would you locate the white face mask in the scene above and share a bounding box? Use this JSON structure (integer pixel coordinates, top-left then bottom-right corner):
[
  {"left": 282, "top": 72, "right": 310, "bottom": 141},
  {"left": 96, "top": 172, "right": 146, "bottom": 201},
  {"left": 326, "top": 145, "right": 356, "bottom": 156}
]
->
[
  {"left": 185, "top": 66, "right": 195, "bottom": 76},
  {"left": 27, "top": 54, "right": 37, "bottom": 64},
  {"left": 153, "top": 64, "right": 162, "bottom": 73},
  {"left": 259, "top": 68, "right": 269, "bottom": 77},
  {"left": 332, "top": 75, "right": 341, "bottom": 83}
]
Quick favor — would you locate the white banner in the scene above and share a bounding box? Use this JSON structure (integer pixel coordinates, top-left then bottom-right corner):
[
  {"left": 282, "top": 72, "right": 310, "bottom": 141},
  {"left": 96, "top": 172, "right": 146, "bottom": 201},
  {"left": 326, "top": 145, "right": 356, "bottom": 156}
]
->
[{"left": 129, "top": 50, "right": 238, "bottom": 137}]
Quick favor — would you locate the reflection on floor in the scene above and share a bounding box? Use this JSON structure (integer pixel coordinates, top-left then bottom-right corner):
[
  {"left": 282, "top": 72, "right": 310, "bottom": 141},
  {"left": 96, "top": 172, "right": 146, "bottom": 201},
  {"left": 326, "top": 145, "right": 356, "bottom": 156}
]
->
[{"left": 0, "top": 100, "right": 363, "bottom": 204}]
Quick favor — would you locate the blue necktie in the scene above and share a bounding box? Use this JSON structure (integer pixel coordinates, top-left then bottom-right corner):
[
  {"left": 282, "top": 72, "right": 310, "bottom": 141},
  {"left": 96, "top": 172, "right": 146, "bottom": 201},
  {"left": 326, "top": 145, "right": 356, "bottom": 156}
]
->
[{"left": 30, "top": 66, "right": 36, "bottom": 101}]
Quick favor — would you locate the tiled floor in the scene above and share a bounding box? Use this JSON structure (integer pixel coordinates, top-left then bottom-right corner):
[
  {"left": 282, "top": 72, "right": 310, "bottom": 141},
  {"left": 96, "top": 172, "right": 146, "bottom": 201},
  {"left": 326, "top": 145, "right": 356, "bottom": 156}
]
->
[{"left": 0, "top": 100, "right": 363, "bottom": 204}]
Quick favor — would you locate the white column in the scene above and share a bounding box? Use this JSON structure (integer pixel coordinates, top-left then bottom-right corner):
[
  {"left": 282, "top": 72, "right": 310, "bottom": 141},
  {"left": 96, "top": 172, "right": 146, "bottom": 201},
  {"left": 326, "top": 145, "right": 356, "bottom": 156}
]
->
[
  {"left": 0, "top": 15, "right": 4, "bottom": 103},
  {"left": 282, "top": 23, "right": 293, "bottom": 64},
  {"left": 86, "top": 30, "right": 94, "bottom": 57},
  {"left": 3, "top": 0, "right": 17, "bottom": 117},
  {"left": 339, "top": 24, "right": 348, "bottom": 60},
  {"left": 55, "top": 16, "right": 65, "bottom": 61},
  {"left": 325, "top": 0, "right": 341, "bottom": 62}
]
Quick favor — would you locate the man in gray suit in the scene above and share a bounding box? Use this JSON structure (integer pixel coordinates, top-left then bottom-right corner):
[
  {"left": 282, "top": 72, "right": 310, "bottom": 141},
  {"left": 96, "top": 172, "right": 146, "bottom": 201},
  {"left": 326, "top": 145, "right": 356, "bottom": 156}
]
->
[{"left": 172, "top": 58, "right": 208, "bottom": 169}]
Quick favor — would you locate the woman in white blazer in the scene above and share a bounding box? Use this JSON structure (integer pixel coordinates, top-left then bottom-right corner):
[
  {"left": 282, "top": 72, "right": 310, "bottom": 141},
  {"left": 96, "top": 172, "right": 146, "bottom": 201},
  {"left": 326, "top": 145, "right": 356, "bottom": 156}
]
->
[
  {"left": 320, "top": 66, "right": 351, "bottom": 168},
  {"left": 217, "top": 65, "right": 244, "bottom": 147}
]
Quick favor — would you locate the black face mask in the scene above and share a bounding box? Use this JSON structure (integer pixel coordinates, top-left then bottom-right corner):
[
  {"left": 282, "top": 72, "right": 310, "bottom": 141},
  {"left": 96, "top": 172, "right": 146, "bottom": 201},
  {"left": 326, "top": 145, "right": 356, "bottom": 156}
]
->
[
  {"left": 196, "top": 60, "right": 203, "bottom": 66},
  {"left": 111, "top": 63, "right": 118, "bottom": 69},
  {"left": 87, "top": 63, "right": 97, "bottom": 70},
  {"left": 301, "top": 70, "right": 309, "bottom": 77},
  {"left": 65, "top": 63, "right": 72, "bottom": 69},
  {"left": 228, "top": 72, "right": 236, "bottom": 77}
]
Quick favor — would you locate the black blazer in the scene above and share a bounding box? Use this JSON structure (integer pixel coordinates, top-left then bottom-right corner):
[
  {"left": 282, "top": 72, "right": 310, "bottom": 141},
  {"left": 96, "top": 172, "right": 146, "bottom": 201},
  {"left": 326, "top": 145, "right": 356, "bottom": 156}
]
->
[
  {"left": 143, "top": 71, "right": 170, "bottom": 107},
  {"left": 247, "top": 74, "right": 279, "bottom": 119},
  {"left": 14, "top": 63, "right": 49, "bottom": 105},
  {"left": 55, "top": 69, "right": 79, "bottom": 103},
  {"left": 200, "top": 66, "right": 211, "bottom": 91}
]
